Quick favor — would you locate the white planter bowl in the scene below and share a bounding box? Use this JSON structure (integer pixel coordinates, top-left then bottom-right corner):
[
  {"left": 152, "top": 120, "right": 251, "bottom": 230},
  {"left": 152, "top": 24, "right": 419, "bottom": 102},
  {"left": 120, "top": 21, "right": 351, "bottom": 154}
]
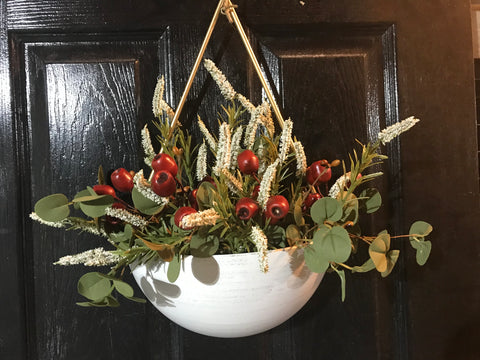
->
[{"left": 131, "top": 247, "right": 324, "bottom": 338}]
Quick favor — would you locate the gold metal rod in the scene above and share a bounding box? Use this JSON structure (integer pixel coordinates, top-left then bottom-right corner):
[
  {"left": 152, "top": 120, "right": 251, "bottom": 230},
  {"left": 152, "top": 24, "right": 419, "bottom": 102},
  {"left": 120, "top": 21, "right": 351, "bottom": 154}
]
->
[
  {"left": 168, "top": 0, "right": 225, "bottom": 136},
  {"left": 224, "top": 1, "right": 285, "bottom": 129}
]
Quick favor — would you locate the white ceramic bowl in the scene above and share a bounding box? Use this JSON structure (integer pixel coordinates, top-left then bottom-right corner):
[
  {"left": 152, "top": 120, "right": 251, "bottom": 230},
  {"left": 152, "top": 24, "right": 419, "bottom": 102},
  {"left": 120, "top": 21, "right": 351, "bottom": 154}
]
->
[{"left": 131, "top": 247, "right": 324, "bottom": 338}]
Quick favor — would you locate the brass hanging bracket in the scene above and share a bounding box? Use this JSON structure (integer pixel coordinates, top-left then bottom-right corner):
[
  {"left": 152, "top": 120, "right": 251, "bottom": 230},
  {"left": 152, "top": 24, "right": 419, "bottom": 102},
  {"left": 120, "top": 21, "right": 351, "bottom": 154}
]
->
[{"left": 168, "top": 0, "right": 285, "bottom": 139}]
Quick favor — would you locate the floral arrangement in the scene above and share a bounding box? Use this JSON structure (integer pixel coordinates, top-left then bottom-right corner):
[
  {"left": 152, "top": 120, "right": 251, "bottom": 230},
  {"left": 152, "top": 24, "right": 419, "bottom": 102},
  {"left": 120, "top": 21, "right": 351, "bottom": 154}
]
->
[{"left": 30, "top": 59, "right": 433, "bottom": 307}]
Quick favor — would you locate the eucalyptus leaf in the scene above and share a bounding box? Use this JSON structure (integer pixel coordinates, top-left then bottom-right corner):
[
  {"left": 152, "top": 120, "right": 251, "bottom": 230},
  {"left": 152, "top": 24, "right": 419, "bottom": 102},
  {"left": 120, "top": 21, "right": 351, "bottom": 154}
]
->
[
  {"left": 79, "top": 194, "right": 114, "bottom": 218},
  {"left": 310, "top": 197, "right": 343, "bottom": 224},
  {"left": 113, "top": 280, "right": 134, "bottom": 298},
  {"left": 73, "top": 189, "right": 91, "bottom": 210},
  {"left": 351, "top": 258, "right": 376, "bottom": 273},
  {"left": 381, "top": 250, "right": 400, "bottom": 277},
  {"left": 124, "top": 296, "right": 146, "bottom": 303},
  {"left": 77, "top": 272, "right": 113, "bottom": 301},
  {"left": 312, "top": 225, "right": 351, "bottom": 263},
  {"left": 409, "top": 221, "right": 433, "bottom": 241},
  {"left": 34, "top": 193, "right": 70, "bottom": 222},
  {"left": 334, "top": 268, "right": 346, "bottom": 302},
  {"left": 414, "top": 240, "right": 432, "bottom": 266},
  {"left": 368, "top": 233, "right": 390, "bottom": 272},
  {"left": 132, "top": 187, "right": 164, "bottom": 215},
  {"left": 303, "top": 246, "right": 330, "bottom": 273},
  {"left": 167, "top": 255, "right": 181, "bottom": 283},
  {"left": 359, "top": 188, "right": 382, "bottom": 214},
  {"left": 341, "top": 193, "right": 359, "bottom": 224}
]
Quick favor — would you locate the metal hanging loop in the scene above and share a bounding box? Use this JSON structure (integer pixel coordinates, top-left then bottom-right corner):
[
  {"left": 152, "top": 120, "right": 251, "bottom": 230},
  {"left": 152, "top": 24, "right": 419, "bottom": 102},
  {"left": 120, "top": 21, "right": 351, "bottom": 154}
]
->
[{"left": 169, "top": 0, "right": 285, "bottom": 137}]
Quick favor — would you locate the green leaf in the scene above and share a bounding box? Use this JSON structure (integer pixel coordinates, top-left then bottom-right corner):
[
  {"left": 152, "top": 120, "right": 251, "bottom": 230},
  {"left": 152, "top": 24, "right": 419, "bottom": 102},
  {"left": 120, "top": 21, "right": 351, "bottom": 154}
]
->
[
  {"left": 368, "top": 233, "right": 390, "bottom": 272},
  {"left": 109, "top": 224, "right": 133, "bottom": 244},
  {"left": 190, "top": 233, "right": 219, "bottom": 257},
  {"left": 311, "top": 225, "right": 352, "bottom": 263},
  {"left": 78, "top": 194, "right": 115, "bottom": 218},
  {"left": 333, "top": 268, "right": 346, "bottom": 302},
  {"left": 359, "top": 188, "right": 382, "bottom": 214},
  {"left": 77, "top": 272, "right": 112, "bottom": 301},
  {"left": 113, "top": 280, "right": 134, "bottom": 298},
  {"left": 98, "top": 165, "right": 105, "bottom": 185},
  {"left": 73, "top": 189, "right": 90, "bottom": 210},
  {"left": 310, "top": 197, "right": 343, "bottom": 224},
  {"left": 381, "top": 250, "right": 400, "bottom": 277},
  {"left": 303, "top": 246, "right": 330, "bottom": 273},
  {"left": 413, "top": 240, "right": 432, "bottom": 266},
  {"left": 132, "top": 187, "right": 164, "bottom": 215},
  {"left": 286, "top": 224, "right": 301, "bottom": 242},
  {"left": 351, "top": 258, "right": 376, "bottom": 273},
  {"left": 409, "top": 221, "right": 433, "bottom": 241},
  {"left": 34, "top": 193, "right": 70, "bottom": 222},
  {"left": 196, "top": 182, "right": 218, "bottom": 210},
  {"left": 294, "top": 197, "right": 305, "bottom": 226},
  {"left": 167, "top": 255, "right": 181, "bottom": 283}
]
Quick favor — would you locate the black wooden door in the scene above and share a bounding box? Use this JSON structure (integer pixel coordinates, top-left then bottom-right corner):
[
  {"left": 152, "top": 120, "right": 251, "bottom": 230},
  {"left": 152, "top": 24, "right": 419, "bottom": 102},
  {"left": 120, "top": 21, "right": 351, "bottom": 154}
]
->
[{"left": 1, "top": 1, "right": 479, "bottom": 359}]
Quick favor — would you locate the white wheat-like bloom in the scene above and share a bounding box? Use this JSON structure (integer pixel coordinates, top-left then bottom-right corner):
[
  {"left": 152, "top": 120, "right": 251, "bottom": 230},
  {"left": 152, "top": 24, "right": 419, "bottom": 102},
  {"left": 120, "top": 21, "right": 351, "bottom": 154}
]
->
[
  {"left": 235, "top": 93, "right": 256, "bottom": 114},
  {"left": 181, "top": 208, "right": 220, "bottom": 228},
  {"left": 229, "top": 125, "right": 244, "bottom": 170},
  {"left": 213, "top": 122, "right": 231, "bottom": 176},
  {"left": 221, "top": 168, "right": 243, "bottom": 194},
  {"left": 141, "top": 125, "right": 156, "bottom": 166},
  {"left": 250, "top": 226, "right": 269, "bottom": 273},
  {"left": 257, "top": 159, "right": 279, "bottom": 209},
  {"left": 198, "top": 116, "right": 217, "bottom": 151},
  {"left": 377, "top": 116, "right": 420, "bottom": 145},
  {"left": 105, "top": 206, "right": 148, "bottom": 229},
  {"left": 293, "top": 141, "right": 307, "bottom": 176},
  {"left": 204, "top": 59, "right": 236, "bottom": 101},
  {"left": 30, "top": 212, "right": 67, "bottom": 228},
  {"left": 152, "top": 76, "right": 175, "bottom": 119},
  {"left": 54, "top": 248, "right": 121, "bottom": 267},
  {"left": 278, "top": 118, "right": 293, "bottom": 163},
  {"left": 196, "top": 141, "right": 208, "bottom": 181},
  {"left": 133, "top": 170, "right": 169, "bottom": 206}
]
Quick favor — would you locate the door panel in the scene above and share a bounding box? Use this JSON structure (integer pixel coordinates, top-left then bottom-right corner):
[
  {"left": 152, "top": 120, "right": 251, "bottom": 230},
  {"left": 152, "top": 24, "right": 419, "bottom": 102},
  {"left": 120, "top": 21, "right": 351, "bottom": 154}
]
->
[{"left": 1, "top": 1, "right": 478, "bottom": 359}]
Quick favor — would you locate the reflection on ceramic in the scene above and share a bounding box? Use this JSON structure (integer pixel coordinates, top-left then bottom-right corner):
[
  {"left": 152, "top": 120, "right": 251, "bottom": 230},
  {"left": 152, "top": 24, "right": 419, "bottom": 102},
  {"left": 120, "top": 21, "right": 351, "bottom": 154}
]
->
[{"left": 131, "top": 247, "right": 323, "bottom": 338}]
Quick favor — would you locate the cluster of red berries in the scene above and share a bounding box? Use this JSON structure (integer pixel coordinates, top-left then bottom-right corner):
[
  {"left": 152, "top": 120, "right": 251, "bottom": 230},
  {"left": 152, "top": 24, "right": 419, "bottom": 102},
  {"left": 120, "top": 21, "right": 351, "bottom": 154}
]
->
[{"left": 93, "top": 148, "right": 336, "bottom": 230}]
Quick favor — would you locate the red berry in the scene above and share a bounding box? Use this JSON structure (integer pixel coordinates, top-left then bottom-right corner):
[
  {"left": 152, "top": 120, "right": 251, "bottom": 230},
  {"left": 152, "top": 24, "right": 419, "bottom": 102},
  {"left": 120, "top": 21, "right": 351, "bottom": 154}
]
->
[
  {"left": 237, "top": 150, "right": 259, "bottom": 175},
  {"left": 189, "top": 189, "right": 198, "bottom": 209},
  {"left": 304, "top": 193, "right": 322, "bottom": 209},
  {"left": 265, "top": 195, "right": 289, "bottom": 224},
  {"left": 174, "top": 206, "right": 197, "bottom": 229},
  {"left": 151, "top": 153, "right": 178, "bottom": 176},
  {"left": 306, "top": 161, "right": 332, "bottom": 185},
  {"left": 151, "top": 171, "right": 177, "bottom": 197},
  {"left": 92, "top": 184, "right": 116, "bottom": 197},
  {"left": 235, "top": 198, "right": 259, "bottom": 220},
  {"left": 111, "top": 168, "right": 134, "bottom": 193}
]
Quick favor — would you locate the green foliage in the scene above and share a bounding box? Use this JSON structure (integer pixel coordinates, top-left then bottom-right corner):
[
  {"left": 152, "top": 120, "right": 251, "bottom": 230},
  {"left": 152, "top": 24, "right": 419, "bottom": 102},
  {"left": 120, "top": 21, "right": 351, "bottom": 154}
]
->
[
  {"left": 132, "top": 187, "right": 164, "bottom": 215},
  {"left": 310, "top": 197, "right": 343, "bottom": 224},
  {"left": 409, "top": 221, "right": 433, "bottom": 265},
  {"left": 358, "top": 188, "right": 382, "bottom": 214},
  {"left": 190, "top": 233, "right": 220, "bottom": 257},
  {"left": 34, "top": 194, "right": 70, "bottom": 222},
  {"left": 167, "top": 255, "right": 181, "bottom": 283}
]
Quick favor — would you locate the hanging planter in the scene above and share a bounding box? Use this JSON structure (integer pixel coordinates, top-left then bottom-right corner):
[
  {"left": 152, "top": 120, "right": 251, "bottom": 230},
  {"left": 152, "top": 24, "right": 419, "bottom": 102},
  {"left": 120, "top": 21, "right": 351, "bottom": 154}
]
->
[
  {"left": 131, "top": 247, "right": 323, "bottom": 337},
  {"left": 30, "top": 0, "right": 433, "bottom": 338}
]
